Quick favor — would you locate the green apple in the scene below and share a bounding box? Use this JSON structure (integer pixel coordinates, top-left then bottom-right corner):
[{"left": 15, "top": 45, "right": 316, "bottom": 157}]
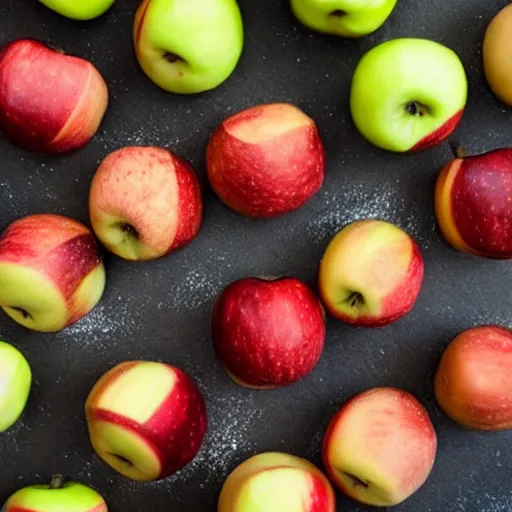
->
[
  {"left": 0, "top": 340, "right": 31, "bottom": 432},
  {"left": 3, "top": 475, "right": 108, "bottom": 512},
  {"left": 350, "top": 38, "right": 468, "bottom": 153},
  {"left": 290, "top": 0, "right": 398, "bottom": 37},
  {"left": 39, "top": 0, "right": 114, "bottom": 20},
  {"left": 133, "top": 0, "right": 244, "bottom": 94}
]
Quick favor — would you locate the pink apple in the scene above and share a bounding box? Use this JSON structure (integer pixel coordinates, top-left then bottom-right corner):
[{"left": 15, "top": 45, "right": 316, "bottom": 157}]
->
[
  {"left": 211, "top": 277, "right": 326, "bottom": 388},
  {"left": 89, "top": 146, "right": 203, "bottom": 261},
  {"left": 0, "top": 39, "right": 108, "bottom": 154},
  {"left": 206, "top": 103, "right": 325, "bottom": 218}
]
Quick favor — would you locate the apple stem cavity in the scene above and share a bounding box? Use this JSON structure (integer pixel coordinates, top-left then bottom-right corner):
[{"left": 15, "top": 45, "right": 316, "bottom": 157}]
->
[
  {"left": 345, "top": 291, "right": 365, "bottom": 309},
  {"left": 9, "top": 306, "right": 32, "bottom": 320},
  {"left": 50, "top": 474, "right": 64, "bottom": 490},
  {"left": 120, "top": 223, "right": 139, "bottom": 240},
  {"left": 164, "top": 52, "right": 185, "bottom": 64},
  {"left": 329, "top": 9, "right": 347, "bottom": 17},
  {"left": 343, "top": 472, "right": 370, "bottom": 489},
  {"left": 406, "top": 101, "right": 427, "bottom": 117}
]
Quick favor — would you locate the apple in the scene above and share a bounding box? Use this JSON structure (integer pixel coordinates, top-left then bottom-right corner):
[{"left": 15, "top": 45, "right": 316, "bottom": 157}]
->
[
  {"left": 322, "top": 387, "right": 437, "bottom": 507},
  {"left": 133, "top": 0, "right": 244, "bottom": 94},
  {"left": 483, "top": 4, "right": 512, "bottom": 106},
  {"left": 3, "top": 475, "right": 107, "bottom": 512},
  {"left": 350, "top": 38, "right": 468, "bottom": 153},
  {"left": 218, "top": 452, "right": 336, "bottom": 512},
  {"left": 290, "top": 0, "right": 398, "bottom": 38},
  {"left": 0, "top": 340, "right": 31, "bottom": 432},
  {"left": 85, "top": 361, "right": 207, "bottom": 481},
  {"left": 0, "top": 214, "right": 106, "bottom": 333},
  {"left": 89, "top": 146, "right": 203, "bottom": 261},
  {"left": 206, "top": 103, "right": 325, "bottom": 218},
  {"left": 39, "top": 0, "right": 114, "bottom": 20},
  {"left": 435, "top": 326, "right": 512, "bottom": 431},
  {"left": 211, "top": 277, "right": 326, "bottom": 388},
  {"left": 318, "top": 219, "right": 424, "bottom": 327},
  {"left": 435, "top": 147, "right": 512, "bottom": 259},
  {"left": 0, "top": 39, "right": 108, "bottom": 155}
]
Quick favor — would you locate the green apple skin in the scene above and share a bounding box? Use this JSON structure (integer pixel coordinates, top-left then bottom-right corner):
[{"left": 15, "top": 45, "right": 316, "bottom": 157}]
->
[
  {"left": 290, "top": 0, "right": 398, "bottom": 37},
  {"left": 133, "top": 0, "right": 244, "bottom": 94},
  {"left": 0, "top": 340, "right": 31, "bottom": 432},
  {"left": 350, "top": 38, "right": 468, "bottom": 153},
  {"left": 39, "top": 0, "right": 114, "bottom": 20}
]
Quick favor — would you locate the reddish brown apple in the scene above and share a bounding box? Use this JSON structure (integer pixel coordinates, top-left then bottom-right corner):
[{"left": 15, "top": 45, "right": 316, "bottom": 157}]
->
[
  {"left": 435, "top": 326, "right": 512, "bottom": 430},
  {"left": 211, "top": 277, "right": 326, "bottom": 388},
  {"left": 89, "top": 146, "right": 203, "bottom": 261},
  {"left": 322, "top": 387, "right": 437, "bottom": 507},
  {"left": 85, "top": 361, "right": 207, "bottom": 481},
  {"left": 0, "top": 214, "right": 106, "bottom": 332},
  {"left": 206, "top": 103, "right": 325, "bottom": 218},
  {"left": 0, "top": 39, "right": 108, "bottom": 154},
  {"left": 435, "top": 147, "right": 512, "bottom": 259}
]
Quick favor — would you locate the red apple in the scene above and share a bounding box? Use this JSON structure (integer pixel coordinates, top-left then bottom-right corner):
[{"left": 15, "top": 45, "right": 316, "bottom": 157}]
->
[
  {"left": 435, "top": 326, "right": 512, "bottom": 430},
  {"left": 0, "top": 214, "right": 106, "bottom": 332},
  {"left": 322, "top": 387, "right": 437, "bottom": 507},
  {"left": 85, "top": 361, "right": 207, "bottom": 481},
  {"left": 89, "top": 146, "right": 203, "bottom": 261},
  {"left": 318, "top": 220, "right": 424, "bottom": 327},
  {"left": 206, "top": 103, "right": 325, "bottom": 218},
  {"left": 435, "top": 147, "right": 512, "bottom": 259},
  {"left": 0, "top": 39, "right": 108, "bottom": 154},
  {"left": 211, "top": 277, "right": 326, "bottom": 389}
]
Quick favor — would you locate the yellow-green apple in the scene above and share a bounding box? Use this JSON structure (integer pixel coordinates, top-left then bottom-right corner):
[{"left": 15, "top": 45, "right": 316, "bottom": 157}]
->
[
  {"left": 350, "top": 38, "right": 467, "bottom": 152},
  {"left": 318, "top": 220, "right": 424, "bottom": 327},
  {"left": 322, "top": 387, "right": 437, "bottom": 507},
  {"left": 0, "top": 39, "right": 108, "bottom": 155},
  {"left": 0, "top": 340, "right": 31, "bottom": 432},
  {"left": 435, "top": 147, "right": 512, "bottom": 259},
  {"left": 218, "top": 452, "right": 336, "bottom": 512},
  {"left": 89, "top": 146, "right": 203, "bottom": 261},
  {"left": 290, "top": 0, "right": 398, "bottom": 38},
  {"left": 435, "top": 326, "right": 512, "bottom": 431},
  {"left": 0, "top": 214, "right": 105, "bottom": 332},
  {"left": 133, "top": 0, "right": 244, "bottom": 94},
  {"left": 211, "top": 277, "right": 326, "bottom": 388},
  {"left": 483, "top": 5, "right": 512, "bottom": 106},
  {"left": 39, "top": 0, "right": 114, "bottom": 20},
  {"left": 3, "top": 475, "right": 107, "bottom": 512},
  {"left": 85, "top": 361, "right": 207, "bottom": 481},
  {"left": 206, "top": 103, "right": 325, "bottom": 218}
]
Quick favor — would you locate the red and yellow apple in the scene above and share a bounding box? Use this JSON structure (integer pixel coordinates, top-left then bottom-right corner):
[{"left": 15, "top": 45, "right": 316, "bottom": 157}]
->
[
  {"left": 85, "top": 361, "right": 207, "bottom": 481},
  {"left": 89, "top": 146, "right": 203, "bottom": 261},
  {"left": 0, "top": 214, "right": 106, "bottom": 332},
  {"left": 322, "top": 387, "right": 437, "bottom": 507},
  {"left": 206, "top": 103, "right": 325, "bottom": 218},
  {"left": 218, "top": 452, "right": 336, "bottom": 512},
  {"left": 435, "top": 147, "right": 512, "bottom": 259},
  {"left": 435, "top": 326, "right": 512, "bottom": 430},
  {"left": 0, "top": 39, "right": 108, "bottom": 155},
  {"left": 211, "top": 277, "right": 326, "bottom": 388},
  {"left": 318, "top": 220, "right": 424, "bottom": 327}
]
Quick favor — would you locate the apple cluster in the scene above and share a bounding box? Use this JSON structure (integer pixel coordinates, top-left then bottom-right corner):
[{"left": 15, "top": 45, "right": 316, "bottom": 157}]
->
[{"left": 1, "top": 1, "right": 512, "bottom": 511}]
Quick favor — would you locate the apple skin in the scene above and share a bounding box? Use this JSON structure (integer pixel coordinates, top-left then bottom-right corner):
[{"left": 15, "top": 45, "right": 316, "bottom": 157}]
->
[
  {"left": 211, "top": 277, "right": 326, "bottom": 389},
  {"left": 435, "top": 326, "right": 512, "bottom": 431},
  {"left": 133, "top": 0, "right": 244, "bottom": 94},
  {"left": 483, "top": 4, "right": 512, "bottom": 106},
  {"left": 318, "top": 220, "right": 424, "bottom": 327},
  {"left": 218, "top": 452, "right": 336, "bottom": 512},
  {"left": 39, "top": 0, "right": 114, "bottom": 20},
  {"left": 89, "top": 146, "right": 203, "bottom": 261},
  {"left": 3, "top": 476, "right": 107, "bottom": 512},
  {"left": 290, "top": 0, "right": 398, "bottom": 38},
  {"left": 0, "top": 214, "right": 106, "bottom": 333},
  {"left": 85, "top": 361, "right": 207, "bottom": 482},
  {"left": 0, "top": 340, "right": 31, "bottom": 432},
  {"left": 0, "top": 39, "right": 108, "bottom": 155},
  {"left": 435, "top": 148, "right": 512, "bottom": 259},
  {"left": 350, "top": 38, "right": 467, "bottom": 153},
  {"left": 322, "top": 387, "right": 437, "bottom": 507},
  {"left": 206, "top": 103, "right": 325, "bottom": 218}
]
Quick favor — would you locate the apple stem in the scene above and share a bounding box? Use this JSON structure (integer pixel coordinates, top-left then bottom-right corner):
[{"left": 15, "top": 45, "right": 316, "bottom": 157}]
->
[
  {"left": 450, "top": 142, "right": 467, "bottom": 159},
  {"left": 50, "top": 474, "right": 64, "bottom": 489}
]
